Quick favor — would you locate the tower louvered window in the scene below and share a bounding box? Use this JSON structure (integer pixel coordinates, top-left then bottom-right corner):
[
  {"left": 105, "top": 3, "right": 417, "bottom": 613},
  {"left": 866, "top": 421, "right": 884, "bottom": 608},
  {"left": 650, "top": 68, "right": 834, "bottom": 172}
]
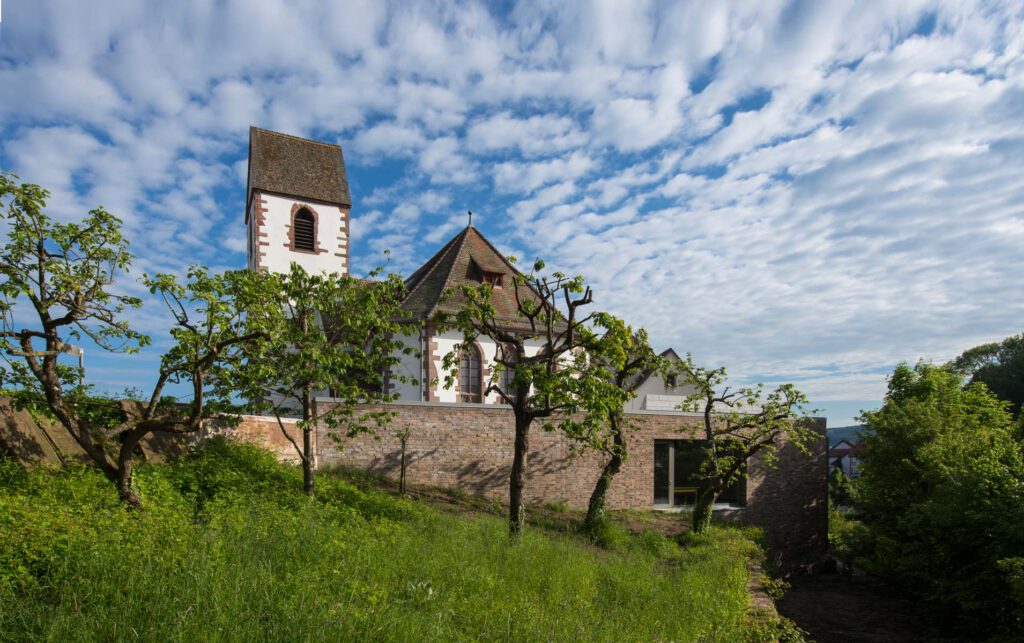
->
[{"left": 293, "top": 208, "right": 315, "bottom": 251}]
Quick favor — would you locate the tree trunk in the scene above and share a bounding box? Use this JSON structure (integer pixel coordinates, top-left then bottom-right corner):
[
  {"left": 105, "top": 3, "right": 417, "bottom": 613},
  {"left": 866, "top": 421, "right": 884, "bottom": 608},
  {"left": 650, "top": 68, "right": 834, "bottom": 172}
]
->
[
  {"left": 116, "top": 460, "right": 141, "bottom": 508},
  {"left": 302, "top": 383, "right": 315, "bottom": 497},
  {"left": 116, "top": 429, "right": 145, "bottom": 509},
  {"left": 399, "top": 437, "right": 408, "bottom": 495},
  {"left": 302, "top": 426, "right": 314, "bottom": 496},
  {"left": 692, "top": 484, "right": 716, "bottom": 534},
  {"left": 584, "top": 414, "right": 626, "bottom": 531},
  {"left": 509, "top": 412, "right": 531, "bottom": 539},
  {"left": 691, "top": 410, "right": 720, "bottom": 535}
]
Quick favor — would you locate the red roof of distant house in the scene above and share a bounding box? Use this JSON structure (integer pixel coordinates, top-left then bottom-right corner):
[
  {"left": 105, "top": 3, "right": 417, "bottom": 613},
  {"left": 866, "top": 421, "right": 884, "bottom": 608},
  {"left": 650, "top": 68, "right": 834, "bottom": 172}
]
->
[{"left": 828, "top": 438, "right": 865, "bottom": 457}]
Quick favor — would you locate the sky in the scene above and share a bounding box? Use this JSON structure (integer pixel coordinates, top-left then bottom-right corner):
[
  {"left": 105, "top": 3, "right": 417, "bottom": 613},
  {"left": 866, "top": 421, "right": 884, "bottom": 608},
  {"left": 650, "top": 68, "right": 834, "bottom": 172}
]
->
[{"left": 1, "top": 1, "right": 1023, "bottom": 428}]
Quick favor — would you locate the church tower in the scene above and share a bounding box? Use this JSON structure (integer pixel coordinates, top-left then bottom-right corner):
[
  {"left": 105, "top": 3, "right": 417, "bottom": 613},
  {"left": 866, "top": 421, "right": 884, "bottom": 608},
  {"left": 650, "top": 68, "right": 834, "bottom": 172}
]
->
[{"left": 245, "top": 127, "right": 352, "bottom": 276}]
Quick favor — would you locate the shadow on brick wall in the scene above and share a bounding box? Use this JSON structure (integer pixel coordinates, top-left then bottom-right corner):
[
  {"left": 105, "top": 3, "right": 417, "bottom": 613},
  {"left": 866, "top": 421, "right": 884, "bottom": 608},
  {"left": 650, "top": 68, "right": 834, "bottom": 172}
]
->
[
  {"left": 1, "top": 396, "right": 194, "bottom": 467},
  {"left": 736, "top": 422, "right": 828, "bottom": 571}
]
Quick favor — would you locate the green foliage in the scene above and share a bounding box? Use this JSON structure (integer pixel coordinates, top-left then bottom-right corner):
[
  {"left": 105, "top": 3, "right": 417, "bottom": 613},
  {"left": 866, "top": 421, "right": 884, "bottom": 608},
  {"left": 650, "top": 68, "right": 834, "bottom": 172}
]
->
[
  {"left": 828, "top": 466, "right": 854, "bottom": 506},
  {"left": 543, "top": 498, "right": 569, "bottom": 513},
  {"left": 828, "top": 503, "right": 873, "bottom": 569},
  {"left": 948, "top": 332, "right": 1024, "bottom": 417},
  {"left": 438, "top": 264, "right": 629, "bottom": 443},
  {"left": 761, "top": 576, "right": 791, "bottom": 601},
  {"left": 437, "top": 258, "right": 631, "bottom": 536},
  {"left": 582, "top": 316, "right": 667, "bottom": 529},
  {"left": 0, "top": 173, "right": 278, "bottom": 504},
  {"left": 582, "top": 516, "right": 632, "bottom": 550},
  {"left": 677, "top": 354, "right": 815, "bottom": 534},
  {"left": 162, "top": 437, "right": 299, "bottom": 509},
  {"left": 856, "top": 361, "right": 1024, "bottom": 637},
  {"left": 0, "top": 172, "right": 146, "bottom": 358},
  {"left": 239, "top": 262, "right": 416, "bottom": 494},
  {"left": 634, "top": 529, "right": 682, "bottom": 560},
  {"left": 0, "top": 443, "right": 767, "bottom": 641},
  {"left": 743, "top": 611, "right": 808, "bottom": 643}
]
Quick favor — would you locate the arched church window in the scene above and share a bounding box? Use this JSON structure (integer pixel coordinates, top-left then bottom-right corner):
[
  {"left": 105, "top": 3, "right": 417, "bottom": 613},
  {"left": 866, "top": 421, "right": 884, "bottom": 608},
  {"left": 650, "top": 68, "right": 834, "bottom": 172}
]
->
[
  {"left": 459, "top": 344, "right": 483, "bottom": 403},
  {"left": 499, "top": 343, "right": 518, "bottom": 402},
  {"left": 293, "top": 208, "right": 315, "bottom": 251}
]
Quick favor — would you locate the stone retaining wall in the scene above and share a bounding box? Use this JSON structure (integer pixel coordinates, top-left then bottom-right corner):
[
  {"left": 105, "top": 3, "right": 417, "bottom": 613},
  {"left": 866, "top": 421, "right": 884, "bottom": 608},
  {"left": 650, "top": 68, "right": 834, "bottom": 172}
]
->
[{"left": 305, "top": 401, "right": 828, "bottom": 565}]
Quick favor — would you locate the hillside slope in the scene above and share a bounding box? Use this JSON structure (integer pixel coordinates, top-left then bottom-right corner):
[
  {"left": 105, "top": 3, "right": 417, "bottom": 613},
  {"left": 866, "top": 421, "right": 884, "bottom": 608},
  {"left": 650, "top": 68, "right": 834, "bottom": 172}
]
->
[{"left": 0, "top": 439, "right": 794, "bottom": 641}]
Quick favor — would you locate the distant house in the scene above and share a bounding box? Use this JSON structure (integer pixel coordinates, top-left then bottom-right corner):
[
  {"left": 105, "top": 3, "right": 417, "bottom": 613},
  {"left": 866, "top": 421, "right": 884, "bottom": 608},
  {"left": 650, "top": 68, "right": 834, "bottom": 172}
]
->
[
  {"left": 624, "top": 348, "right": 697, "bottom": 412},
  {"left": 829, "top": 438, "right": 864, "bottom": 478}
]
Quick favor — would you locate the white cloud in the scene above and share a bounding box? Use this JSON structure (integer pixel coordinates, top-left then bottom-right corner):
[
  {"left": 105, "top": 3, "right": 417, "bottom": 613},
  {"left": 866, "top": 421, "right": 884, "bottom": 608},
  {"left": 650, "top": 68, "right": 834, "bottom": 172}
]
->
[
  {"left": 492, "top": 152, "right": 597, "bottom": 194},
  {"left": 419, "top": 136, "right": 476, "bottom": 184},
  {"left": 466, "top": 112, "right": 586, "bottom": 156},
  {"left": 353, "top": 122, "right": 428, "bottom": 157},
  {"left": 1, "top": 0, "right": 1023, "bottom": 424}
]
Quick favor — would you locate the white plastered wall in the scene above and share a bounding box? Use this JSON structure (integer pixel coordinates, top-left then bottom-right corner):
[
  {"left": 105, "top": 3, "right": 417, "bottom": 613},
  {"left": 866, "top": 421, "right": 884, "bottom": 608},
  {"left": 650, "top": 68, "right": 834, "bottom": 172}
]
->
[
  {"left": 429, "top": 329, "right": 544, "bottom": 404},
  {"left": 250, "top": 191, "right": 349, "bottom": 277},
  {"left": 390, "top": 326, "right": 425, "bottom": 402}
]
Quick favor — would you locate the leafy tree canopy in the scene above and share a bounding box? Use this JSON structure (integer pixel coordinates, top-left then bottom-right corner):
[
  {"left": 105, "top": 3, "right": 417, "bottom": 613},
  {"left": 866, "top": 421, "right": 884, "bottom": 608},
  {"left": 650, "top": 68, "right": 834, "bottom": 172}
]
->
[
  {"left": 438, "top": 258, "right": 628, "bottom": 537},
  {"left": 0, "top": 171, "right": 277, "bottom": 505},
  {"left": 238, "top": 261, "right": 416, "bottom": 496},
  {"left": 948, "top": 332, "right": 1024, "bottom": 418},
  {"left": 678, "top": 355, "right": 817, "bottom": 533},
  {"left": 856, "top": 361, "right": 1024, "bottom": 635}
]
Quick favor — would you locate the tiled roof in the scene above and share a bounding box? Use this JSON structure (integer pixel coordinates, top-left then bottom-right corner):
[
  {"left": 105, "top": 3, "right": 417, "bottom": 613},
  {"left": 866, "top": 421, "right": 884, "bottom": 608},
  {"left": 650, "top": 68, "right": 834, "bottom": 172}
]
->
[
  {"left": 829, "top": 439, "right": 866, "bottom": 456},
  {"left": 247, "top": 127, "right": 352, "bottom": 208},
  {"left": 402, "top": 225, "right": 544, "bottom": 326},
  {"left": 630, "top": 348, "right": 683, "bottom": 389}
]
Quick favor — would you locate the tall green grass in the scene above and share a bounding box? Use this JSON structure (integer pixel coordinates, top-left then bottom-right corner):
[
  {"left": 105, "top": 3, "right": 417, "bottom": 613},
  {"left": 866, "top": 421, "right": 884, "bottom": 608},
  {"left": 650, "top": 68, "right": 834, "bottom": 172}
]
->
[{"left": 0, "top": 439, "right": 766, "bottom": 641}]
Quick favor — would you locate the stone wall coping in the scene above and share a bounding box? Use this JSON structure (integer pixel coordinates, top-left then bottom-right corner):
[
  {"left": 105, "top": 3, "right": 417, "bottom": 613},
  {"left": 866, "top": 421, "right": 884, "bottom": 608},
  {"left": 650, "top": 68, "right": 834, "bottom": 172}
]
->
[
  {"left": 313, "top": 397, "right": 825, "bottom": 423},
  {"left": 314, "top": 398, "right": 513, "bottom": 411},
  {"left": 230, "top": 414, "right": 301, "bottom": 423},
  {"left": 313, "top": 397, "right": 709, "bottom": 417}
]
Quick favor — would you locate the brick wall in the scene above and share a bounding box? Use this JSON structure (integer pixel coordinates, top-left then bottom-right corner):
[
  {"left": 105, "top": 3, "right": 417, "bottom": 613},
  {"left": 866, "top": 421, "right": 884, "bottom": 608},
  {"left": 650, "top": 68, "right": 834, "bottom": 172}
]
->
[
  {"left": 234, "top": 401, "right": 827, "bottom": 565},
  {"left": 211, "top": 414, "right": 309, "bottom": 465}
]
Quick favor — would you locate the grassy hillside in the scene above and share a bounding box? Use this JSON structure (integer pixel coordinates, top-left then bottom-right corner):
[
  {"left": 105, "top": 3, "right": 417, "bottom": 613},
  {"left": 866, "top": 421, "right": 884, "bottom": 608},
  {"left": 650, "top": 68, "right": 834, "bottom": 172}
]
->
[{"left": 0, "top": 439, "right": 790, "bottom": 641}]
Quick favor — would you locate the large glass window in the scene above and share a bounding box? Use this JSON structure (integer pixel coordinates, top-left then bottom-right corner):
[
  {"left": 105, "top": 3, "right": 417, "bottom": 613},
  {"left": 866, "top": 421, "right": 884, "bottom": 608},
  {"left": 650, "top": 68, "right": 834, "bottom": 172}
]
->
[
  {"left": 653, "top": 440, "right": 745, "bottom": 507},
  {"left": 654, "top": 441, "right": 671, "bottom": 505}
]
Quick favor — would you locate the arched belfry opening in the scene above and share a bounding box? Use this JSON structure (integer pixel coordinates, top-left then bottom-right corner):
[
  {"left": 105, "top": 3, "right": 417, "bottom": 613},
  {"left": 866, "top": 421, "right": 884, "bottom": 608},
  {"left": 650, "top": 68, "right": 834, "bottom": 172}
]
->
[{"left": 293, "top": 208, "right": 315, "bottom": 251}]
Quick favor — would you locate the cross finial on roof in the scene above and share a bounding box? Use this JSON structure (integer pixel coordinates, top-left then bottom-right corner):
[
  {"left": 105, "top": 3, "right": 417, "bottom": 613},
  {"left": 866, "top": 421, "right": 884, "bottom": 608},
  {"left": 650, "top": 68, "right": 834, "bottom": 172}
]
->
[{"left": 467, "top": 210, "right": 473, "bottom": 227}]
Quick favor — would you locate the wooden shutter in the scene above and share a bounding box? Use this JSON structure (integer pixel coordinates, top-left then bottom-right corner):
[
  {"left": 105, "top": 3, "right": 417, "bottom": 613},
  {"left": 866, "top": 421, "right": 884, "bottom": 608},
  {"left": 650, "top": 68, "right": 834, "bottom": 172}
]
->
[{"left": 293, "top": 209, "right": 315, "bottom": 251}]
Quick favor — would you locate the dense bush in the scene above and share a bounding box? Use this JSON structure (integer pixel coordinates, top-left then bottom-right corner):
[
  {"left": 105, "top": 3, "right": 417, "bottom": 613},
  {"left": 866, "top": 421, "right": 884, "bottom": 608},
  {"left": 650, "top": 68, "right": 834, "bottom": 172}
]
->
[
  {"left": 853, "top": 362, "right": 1024, "bottom": 637},
  {"left": 0, "top": 438, "right": 775, "bottom": 641},
  {"left": 828, "top": 467, "right": 854, "bottom": 506}
]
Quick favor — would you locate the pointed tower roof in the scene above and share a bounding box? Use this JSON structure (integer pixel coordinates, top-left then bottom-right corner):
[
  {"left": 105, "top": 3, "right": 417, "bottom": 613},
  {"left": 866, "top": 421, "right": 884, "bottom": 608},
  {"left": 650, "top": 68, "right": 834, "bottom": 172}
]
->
[
  {"left": 402, "top": 225, "right": 542, "bottom": 324},
  {"left": 246, "top": 127, "right": 352, "bottom": 213}
]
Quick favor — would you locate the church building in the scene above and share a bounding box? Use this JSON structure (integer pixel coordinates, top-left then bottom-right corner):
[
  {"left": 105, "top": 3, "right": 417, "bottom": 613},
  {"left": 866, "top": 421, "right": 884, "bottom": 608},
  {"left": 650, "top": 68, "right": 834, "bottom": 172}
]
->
[
  {"left": 246, "top": 126, "right": 549, "bottom": 405},
  {"left": 240, "top": 127, "right": 828, "bottom": 568}
]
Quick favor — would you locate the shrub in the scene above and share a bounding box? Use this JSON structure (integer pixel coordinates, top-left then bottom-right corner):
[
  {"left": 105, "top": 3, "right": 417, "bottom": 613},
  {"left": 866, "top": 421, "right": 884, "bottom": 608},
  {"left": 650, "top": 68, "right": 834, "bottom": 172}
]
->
[
  {"left": 828, "top": 467, "right": 854, "bottom": 506},
  {"left": 165, "top": 436, "right": 298, "bottom": 508},
  {"left": 856, "top": 362, "right": 1024, "bottom": 637},
  {"left": 581, "top": 516, "right": 631, "bottom": 550},
  {"left": 635, "top": 529, "right": 680, "bottom": 560},
  {"left": 828, "top": 503, "right": 873, "bottom": 570}
]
